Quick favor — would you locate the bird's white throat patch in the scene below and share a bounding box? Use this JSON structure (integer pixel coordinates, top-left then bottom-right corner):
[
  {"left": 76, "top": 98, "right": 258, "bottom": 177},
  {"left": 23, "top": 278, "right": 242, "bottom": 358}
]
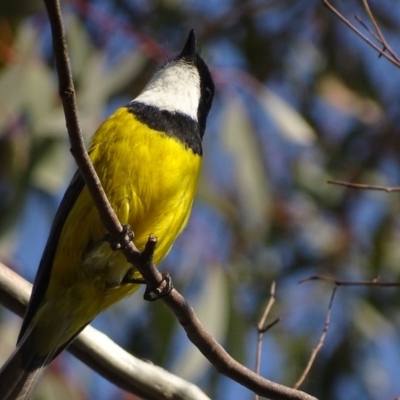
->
[{"left": 135, "top": 60, "right": 201, "bottom": 121}]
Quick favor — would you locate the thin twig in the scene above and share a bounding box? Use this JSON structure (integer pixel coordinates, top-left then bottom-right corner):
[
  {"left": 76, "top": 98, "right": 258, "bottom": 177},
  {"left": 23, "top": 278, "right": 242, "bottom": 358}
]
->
[
  {"left": 293, "top": 288, "right": 337, "bottom": 389},
  {"left": 40, "top": 1, "right": 317, "bottom": 399},
  {"left": 255, "top": 282, "right": 277, "bottom": 374},
  {"left": 361, "top": 0, "right": 399, "bottom": 61},
  {"left": 354, "top": 14, "right": 388, "bottom": 59},
  {"left": 354, "top": 15, "right": 382, "bottom": 45},
  {"left": 300, "top": 275, "right": 400, "bottom": 287},
  {"left": 322, "top": 0, "right": 400, "bottom": 67},
  {"left": 255, "top": 282, "right": 279, "bottom": 400},
  {"left": 327, "top": 180, "right": 400, "bottom": 192}
]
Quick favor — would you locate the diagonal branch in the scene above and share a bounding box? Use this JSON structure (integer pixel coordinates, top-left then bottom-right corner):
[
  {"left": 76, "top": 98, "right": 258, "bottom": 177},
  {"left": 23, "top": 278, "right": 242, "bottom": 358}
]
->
[
  {"left": 360, "top": 0, "right": 399, "bottom": 61},
  {"left": 294, "top": 288, "right": 337, "bottom": 389},
  {"left": 322, "top": 0, "right": 400, "bottom": 67},
  {"left": 0, "top": 262, "right": 210, "bottom": 400}
]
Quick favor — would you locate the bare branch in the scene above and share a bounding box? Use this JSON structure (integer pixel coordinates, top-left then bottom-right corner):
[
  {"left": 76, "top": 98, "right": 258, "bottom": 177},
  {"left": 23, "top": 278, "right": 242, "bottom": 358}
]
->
[
  {"left": 360, "top": 0, "right": 399, "bottom": 60},
  {"left": 161, "top": 287, "right": 316, "bottom": 399},
  {"left": 0, "top": 262, "right": 210, "bottom": 400},
  {"left": 255, "top": 282, "right": 277, "bottom": 375},
  {"left": 42, "top": 0, "right": 130, "bottom": 255},
  {"left": 354, "top": 15, "right": 382, "bottom": 45},
  {"left": 294, "top": 288, "right": 337, "bottom": 389},
  {"left": 38, "top": 1, "right": 319, "bottom": 399},
  {"left": 300, "top": 275, "right": 400, "bottom": 287},
  {"left": 327, "top": 180, "right": 400, "bottom": 192},
  {"left": 255, "top": 282, "right": 278, "bottom": 400},
  {"left": 322, "top": 0, "right": 400, "bottom": 67}
]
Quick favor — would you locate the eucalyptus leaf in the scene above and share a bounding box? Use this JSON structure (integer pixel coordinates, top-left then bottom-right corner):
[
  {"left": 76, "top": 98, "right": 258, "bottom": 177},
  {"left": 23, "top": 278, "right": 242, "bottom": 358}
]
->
[
  {"left": 220, "top": 94, "right": 270, "bottom": 236},
  {"left": 65, "top": 13, "right": 94, "bottom": 83},
  {"left": 257, "top": 87, "right": 316, "bottom": 145}
]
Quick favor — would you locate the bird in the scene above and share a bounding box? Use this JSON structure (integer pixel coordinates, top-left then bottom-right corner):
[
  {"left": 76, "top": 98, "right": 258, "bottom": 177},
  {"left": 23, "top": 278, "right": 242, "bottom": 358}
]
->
[{"left": 0, "top": 29, "right": 214, "bottom": 399}]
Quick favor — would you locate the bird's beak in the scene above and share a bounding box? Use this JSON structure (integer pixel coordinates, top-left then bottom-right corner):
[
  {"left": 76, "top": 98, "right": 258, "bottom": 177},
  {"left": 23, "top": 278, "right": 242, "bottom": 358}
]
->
[{"left": 178, "top": 29, "right": 197, "bottom": 65}]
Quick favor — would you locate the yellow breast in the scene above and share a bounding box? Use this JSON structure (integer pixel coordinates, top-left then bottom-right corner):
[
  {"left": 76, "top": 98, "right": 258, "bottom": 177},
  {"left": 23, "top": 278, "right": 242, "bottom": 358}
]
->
[{"left": 37, "top": 107, "right": 201, "bottom": 347}]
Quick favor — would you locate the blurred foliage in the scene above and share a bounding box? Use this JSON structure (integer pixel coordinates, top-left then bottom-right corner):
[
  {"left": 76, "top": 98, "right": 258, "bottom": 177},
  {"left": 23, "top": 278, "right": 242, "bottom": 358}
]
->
[{"left": 1, "top": 1, "right": 400, "bottom": 400}]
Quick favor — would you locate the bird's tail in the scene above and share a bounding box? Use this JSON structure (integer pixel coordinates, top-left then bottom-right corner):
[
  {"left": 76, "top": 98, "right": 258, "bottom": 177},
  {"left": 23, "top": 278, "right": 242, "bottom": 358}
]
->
[{"left": 0, "top": 335, "right": 49, "bottom": 400}]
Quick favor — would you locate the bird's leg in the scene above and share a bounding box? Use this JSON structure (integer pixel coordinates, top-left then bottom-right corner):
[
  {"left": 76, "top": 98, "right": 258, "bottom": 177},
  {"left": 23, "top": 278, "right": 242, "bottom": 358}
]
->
[
  {"left": 121, "top": 268, "right": 145, "bottom": 285},
  {"left": 104, "top": 224, "right": 134, "bottom": 250}
]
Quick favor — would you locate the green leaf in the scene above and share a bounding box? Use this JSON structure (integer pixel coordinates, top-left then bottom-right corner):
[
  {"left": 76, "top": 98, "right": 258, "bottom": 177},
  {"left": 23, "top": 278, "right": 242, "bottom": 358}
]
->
[{"left": 220, "top": 94, "right": 270, "bottom": 235}]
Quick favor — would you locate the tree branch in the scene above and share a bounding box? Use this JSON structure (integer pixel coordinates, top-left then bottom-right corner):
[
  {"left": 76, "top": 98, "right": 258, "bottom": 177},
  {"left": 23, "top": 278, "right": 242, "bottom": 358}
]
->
[
  {"left": 300, "top": 275, "right": 400, "bottom": 287},
  {"left": 39, "top": 1, "right": 318, "bottom": 399},
  {"left": 294, "top": 288, "right": 337, "bottom": 389},
  {"left": 0, "top": 262, "right": 210, "bottom": 400},
  {"left": 322, "top": 0, "right": 400, "bottom": 67},
  {"left": 255, "top": 282, "right": 279, "bottom": 400},
  {"left": 255, "top": 282, "right": 278, "bottom": 375},
  {"left": 327, "top": 180, "right": 400, "bottom": 192}
]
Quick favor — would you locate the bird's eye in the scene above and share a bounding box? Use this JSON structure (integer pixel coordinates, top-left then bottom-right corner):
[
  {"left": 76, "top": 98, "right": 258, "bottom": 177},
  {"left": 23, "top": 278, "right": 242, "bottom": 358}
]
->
[{"left": 204, "top": 87, "right": 213, "bottom": 103}]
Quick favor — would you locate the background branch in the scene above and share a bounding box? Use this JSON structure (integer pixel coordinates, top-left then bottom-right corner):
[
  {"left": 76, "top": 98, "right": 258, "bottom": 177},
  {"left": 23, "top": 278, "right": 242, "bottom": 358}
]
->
[
  {"left": 327, "top": 180, "right": 400, "bottom": 192},
  {"left": 322, "top": 0, "right": 400, "bottom": 67},
  {"left": 255, "top": 282, "right": 277, "bottom": 375},
  {"left": 255, "top": 281, "right": 279, "bottom": 400},
  {"left": 37, "top": 1, "right": 318, "bottom": 400},
  {"left": 294, "top": 288, "right": 337, "bottom": 389},
  {"left": 300, "top": 275, "right": 400, "bottom": 287},
  {"left": 0, "top": 262, "right": 210, "bottom": 400}
]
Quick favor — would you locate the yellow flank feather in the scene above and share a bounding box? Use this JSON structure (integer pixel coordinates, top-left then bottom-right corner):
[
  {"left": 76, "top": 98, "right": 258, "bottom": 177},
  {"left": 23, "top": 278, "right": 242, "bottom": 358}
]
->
[{"left": 32, "top": 107, "right": 202, "bottom": 355}]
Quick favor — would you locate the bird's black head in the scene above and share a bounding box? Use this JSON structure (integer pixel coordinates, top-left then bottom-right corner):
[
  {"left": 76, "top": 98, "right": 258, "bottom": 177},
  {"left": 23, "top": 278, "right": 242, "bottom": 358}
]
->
[{"left": 133, "top": 30, "right": 214, "bottom": 146}]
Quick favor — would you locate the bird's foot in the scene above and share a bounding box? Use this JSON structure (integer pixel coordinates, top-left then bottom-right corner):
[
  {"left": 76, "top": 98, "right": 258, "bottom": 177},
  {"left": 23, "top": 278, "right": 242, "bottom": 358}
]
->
[
  {"left": 105, "top": 224, "right": 134, "bottom": 251},
  {"left": 121, "top": 269, "right": 173, "bottom": 301},
  {"left": 144, "top": 272, "right": 173, "bottom": 301}
]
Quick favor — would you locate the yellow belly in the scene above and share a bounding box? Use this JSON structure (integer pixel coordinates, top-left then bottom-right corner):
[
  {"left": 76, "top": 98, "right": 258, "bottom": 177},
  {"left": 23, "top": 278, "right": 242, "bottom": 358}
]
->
[{"left": 33, "top": 107, "right": 201, "bottom": 354}]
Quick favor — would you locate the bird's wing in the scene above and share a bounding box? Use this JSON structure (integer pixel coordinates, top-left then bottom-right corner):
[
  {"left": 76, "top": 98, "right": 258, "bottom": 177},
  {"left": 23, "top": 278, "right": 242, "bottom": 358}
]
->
[{"left": 18, "top": 171, "right": 85, "bottom": 344}]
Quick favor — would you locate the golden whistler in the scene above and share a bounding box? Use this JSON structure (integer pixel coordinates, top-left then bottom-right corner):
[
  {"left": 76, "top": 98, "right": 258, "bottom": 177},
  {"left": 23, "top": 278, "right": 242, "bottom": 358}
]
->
[{"left": 0, "top": 30, "right": 214, "bottom": 399}]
